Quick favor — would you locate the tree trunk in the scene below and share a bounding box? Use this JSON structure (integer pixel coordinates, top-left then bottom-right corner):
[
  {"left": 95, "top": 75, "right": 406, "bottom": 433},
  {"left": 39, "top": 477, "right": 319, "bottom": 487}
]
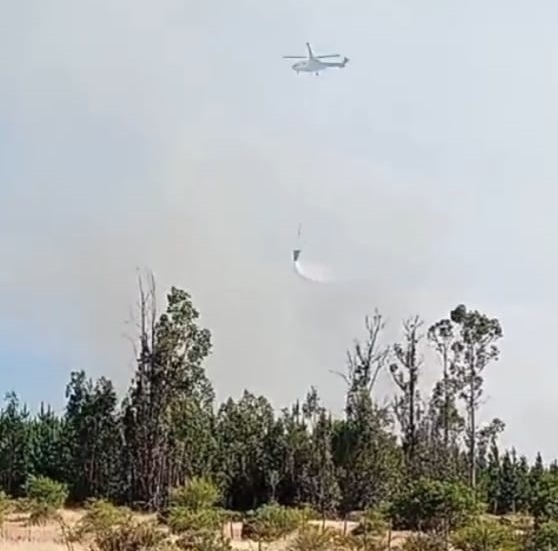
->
[{"left": 468, "top": 358, "right": 476, "bottom": 489}]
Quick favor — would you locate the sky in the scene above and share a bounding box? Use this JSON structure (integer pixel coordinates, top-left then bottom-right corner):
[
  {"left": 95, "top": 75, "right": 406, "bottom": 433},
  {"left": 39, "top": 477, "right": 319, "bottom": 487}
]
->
[{"left": 1, "top": 0, "right": 558, "bottom": 459}]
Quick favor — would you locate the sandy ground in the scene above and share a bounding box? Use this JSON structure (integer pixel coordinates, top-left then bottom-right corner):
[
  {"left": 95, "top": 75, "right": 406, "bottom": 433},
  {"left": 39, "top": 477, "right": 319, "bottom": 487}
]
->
[{"left": 0, "top": 510, "right": 411, "bottom": 551}]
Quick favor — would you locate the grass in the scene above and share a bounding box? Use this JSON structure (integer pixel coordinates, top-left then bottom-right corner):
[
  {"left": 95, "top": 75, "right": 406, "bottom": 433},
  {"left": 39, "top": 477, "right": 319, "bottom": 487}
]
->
[
  {"left": 0, "top": 509, "right": 362, "bottom": 550},
  {"left": 3, "top": 508, "right": 522, "bottom": 550}
]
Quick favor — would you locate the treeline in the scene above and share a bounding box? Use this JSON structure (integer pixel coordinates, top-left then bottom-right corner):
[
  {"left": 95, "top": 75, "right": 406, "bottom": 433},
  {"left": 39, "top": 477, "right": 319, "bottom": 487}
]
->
[{"left": 0, "top": 280, "right": 551, "bottom": 517}]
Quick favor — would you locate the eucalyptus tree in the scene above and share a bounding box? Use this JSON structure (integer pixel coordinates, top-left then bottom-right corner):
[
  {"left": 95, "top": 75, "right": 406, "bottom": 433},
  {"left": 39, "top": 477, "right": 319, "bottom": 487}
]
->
[
  {"left": 390, "top": 315, "right": 424, "bottom": 472},
  {"left": 336, "top": 311, "right": 402, "bottom": 511},
  {"left": 449, "top": 304, "right": 503, "bottom": 489},
  {"left": 122, "top": 277, "right": 214, "bottom": 510}
]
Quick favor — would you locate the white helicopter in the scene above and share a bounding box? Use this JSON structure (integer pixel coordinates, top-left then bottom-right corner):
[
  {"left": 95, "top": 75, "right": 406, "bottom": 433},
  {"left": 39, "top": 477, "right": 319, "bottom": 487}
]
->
[{"left": 283, "top": 42, "right": 349, "bottom": 75}]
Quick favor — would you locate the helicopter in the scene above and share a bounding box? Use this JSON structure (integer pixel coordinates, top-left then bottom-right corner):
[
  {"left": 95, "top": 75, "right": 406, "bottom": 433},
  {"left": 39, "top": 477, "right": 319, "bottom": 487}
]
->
[{"left": 283, "top": 42, "right": 349, "bottom": 75}]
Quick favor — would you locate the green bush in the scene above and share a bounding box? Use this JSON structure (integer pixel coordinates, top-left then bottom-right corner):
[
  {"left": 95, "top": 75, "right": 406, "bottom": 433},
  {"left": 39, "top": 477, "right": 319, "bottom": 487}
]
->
[
  {"left": 163, "top": 478, "right": 230, "bottom": 551},
  {"left": 529, "top": 520, "right": 558, "bottom": 551},
  {"left": 21, "top": 476, "right": 69, "bottom": 528},
  {"left": 352, "top": 509, "right": 389, "bottom": 537},
  {"left": 174, "top": 531, "right": 232, "bottom": 551},
  {"left": 452, "top": 517, "right": 520, "bottom": 551},
  {"left": 391, "top": 478, "right": 479, "bottom": 533},
  {"left": 72, "top": 499, "right": 132, "bottom": 541},
  {"left": 288, "top": 525, "right": 337, "bottom": 551},
  {"left": 401, "top": 533, "right": 447, "bottom": 551},
  {"left": 333, "top": 532, "right": 386, "bottom": 551},
  {"left": 529, "top": 472, "right": 558, "bottom": 526},
  {"left": 170, "top": 477, "right": 221, "bottom": 511},
  {"left": 93, "top": 519, "right": 165, "bottom": 551},
  {"left": 296, "top": 503, "right": 321, "bottom": 522},
  {"left": 241, "top": 503, "right": 303, "bottom": 541},
  {"left": 25, "top": 475, "right": 68, "bottom": 509},
  {"left": 167, "top": 507, "right": 224, "bottom": 534},
  {"left": 73, "top": 499, "right": 166, "bottom": 551}
]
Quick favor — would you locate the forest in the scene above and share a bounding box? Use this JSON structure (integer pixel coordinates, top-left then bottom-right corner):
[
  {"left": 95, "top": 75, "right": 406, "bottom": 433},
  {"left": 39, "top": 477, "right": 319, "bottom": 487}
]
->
[{"left": 2, "top": 279, "right": 558, "bottom": 551}]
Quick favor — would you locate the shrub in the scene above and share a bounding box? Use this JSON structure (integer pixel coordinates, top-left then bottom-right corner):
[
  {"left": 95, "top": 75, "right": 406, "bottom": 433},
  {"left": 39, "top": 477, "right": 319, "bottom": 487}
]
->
[
  {"left": 401, "top": 533, "right": 447, "bottom": 551},
  {"left": 296, "top": 503, "right": 321, "bottom": 522},
  {"left": 175, "top": 530, "right": 232, "bottom": 551},
  {"left": 163, "top": 478, "right": 230, "bottom": 551},
  {"left": 93, "top": 519, "right": 165, "bottom": 551},
  {"left": 352, "top": 509, "right": 389, "bottom": 538},
  {"left": 20, "top": 476, "right": 69, "bottom": 530},
  {"left": 72, "top": 499, "right": 132, "bottom": 541},
  {"left": 451, "top": 517, "right": 521, "bottom": 551},
  {"left": 167, "top": 507, "right": 224, "bottom": 534},
  {"left": 333, "top": 532, "right": 386, "bottom": 551},
  {"left": 73, "top": 499, "right": 165, "bottom": 551},
  {"left": 170, "top": 477, "right": 221, "bottom": 511},
  {"left": 529, "top": 472, "right": 558, "bottom": 527},
  {"left": 25, "top": 475, "right": 68, "bottom": 509},
  {"left": 241, "top": 503, "right": 303, "bottom": 541},
  {"left": 288, "top": 525, "right": 337, "bottom": 551},
  {"left": 391, "top": 478, "right": 479, "bottom": 533},
  {"left": 529, "top": 519, "right": 558, "bottom": 551}
]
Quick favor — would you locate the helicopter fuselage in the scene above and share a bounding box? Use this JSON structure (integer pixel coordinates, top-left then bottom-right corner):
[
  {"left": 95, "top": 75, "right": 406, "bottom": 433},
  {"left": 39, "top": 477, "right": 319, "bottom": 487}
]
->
[
  {"left": 291, "top": 57, "right": 348, "bottom": 74},
  {"left": 292, "top": 58, "right": 327, "bottom": 73}
]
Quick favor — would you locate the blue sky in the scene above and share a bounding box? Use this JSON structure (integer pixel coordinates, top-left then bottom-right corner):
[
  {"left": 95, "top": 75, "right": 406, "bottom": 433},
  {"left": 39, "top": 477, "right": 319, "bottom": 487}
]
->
[{"left": 2, "top": 0, "right": 558, "bottom": 458}]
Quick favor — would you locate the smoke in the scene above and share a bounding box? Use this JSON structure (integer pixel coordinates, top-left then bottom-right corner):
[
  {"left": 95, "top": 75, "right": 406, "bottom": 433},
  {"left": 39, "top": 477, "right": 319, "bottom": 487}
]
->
[{"left": 0, "top": 0, "right": 493, "bottom": 421}]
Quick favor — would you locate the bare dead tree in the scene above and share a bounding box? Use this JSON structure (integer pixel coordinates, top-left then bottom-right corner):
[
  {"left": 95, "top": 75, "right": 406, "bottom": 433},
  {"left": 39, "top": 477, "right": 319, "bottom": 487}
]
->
[
  {"left": 332, "top": 310, "right": 390, "bottom": 419},
  {"left": 121, "top": 268, "right": 157, "bottom": 371}
]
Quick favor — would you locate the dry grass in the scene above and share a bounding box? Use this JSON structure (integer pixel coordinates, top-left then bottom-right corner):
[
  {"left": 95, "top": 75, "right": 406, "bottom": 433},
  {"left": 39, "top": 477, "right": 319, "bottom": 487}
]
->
[
  {"left": 0, "top": 509, "right": 412, "bottom": 551},
  {"left": 2, "top": 544, "right": 75, "bottom": 551},
  {"left": 1, "top": 509, "right": 83, "bottom": 550}
]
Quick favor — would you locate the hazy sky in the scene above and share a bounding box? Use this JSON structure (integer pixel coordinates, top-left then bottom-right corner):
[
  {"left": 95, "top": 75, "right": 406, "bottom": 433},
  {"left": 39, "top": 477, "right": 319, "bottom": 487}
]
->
[{"left": 2, "top": 0, "right": 558, "bottom": 460}]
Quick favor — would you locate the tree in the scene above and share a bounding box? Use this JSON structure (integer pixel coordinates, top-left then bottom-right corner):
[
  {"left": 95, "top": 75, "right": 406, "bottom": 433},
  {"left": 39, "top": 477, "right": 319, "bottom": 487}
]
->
[
  {"left": 63, "top": 371, "right": 121, "bottom": 503},
  {"left": 427, "top": 318, "right": 458, "bottom": 443},
  {"left": 514, "top": 452, "right": 531, "bottom": 513},
  {"left": 390, "top": 315, "right": 424, "bottom": 473},
  {"left": 122, "top": 277, "right": 214, "bottom": 510},
  {"left": 427, "top": 317, "right": 467, "bottom": 482},
  {"left": 476, "top": 418, "right": 505, "bottom": 506},
  {"left": 306, "top": 408, "right": 340, "bottom": 518},
  {"left": 449, "top": 304, "right": 503, "bottom": 489},
  {"left": 273, "top": 400, "right": 312, "bottom": 508},
  {"left": 216, "top": 391, "right": 275, "bottom": 510},
  {"left": 28, "top": 403, "right": 67, "bottom": 483},
  {"left": 390, "top": 478, "right": 479, "bottom": 533},
  {"left": 0, "top": 392, "right": 31, "bottom": 496},
  {"left": 484, "top": 441, "right": 500, "bottom": 514},
  {"left": 530, "top": 452, "right": 545, "bottom": 506},
  {"left": 0, "top": 281, "right": 543, "bottom": 531},
  {"left": 336, "top": 311, "right": 402, "bottom": 511},
  {"left": 340, "top": 310, "right": 389, "bottom": 419},
  {"left": 530, "top": 520, "right": 558, "bottom": 551},
  {"left": 499, "top": 450, "right": 518, "bottom": 514},
  {"left": 529, "top": 471, "right": 558, "bottom": 532},
  {"left": 422, "top": 380, "right": 465, "bottom": 482}
]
